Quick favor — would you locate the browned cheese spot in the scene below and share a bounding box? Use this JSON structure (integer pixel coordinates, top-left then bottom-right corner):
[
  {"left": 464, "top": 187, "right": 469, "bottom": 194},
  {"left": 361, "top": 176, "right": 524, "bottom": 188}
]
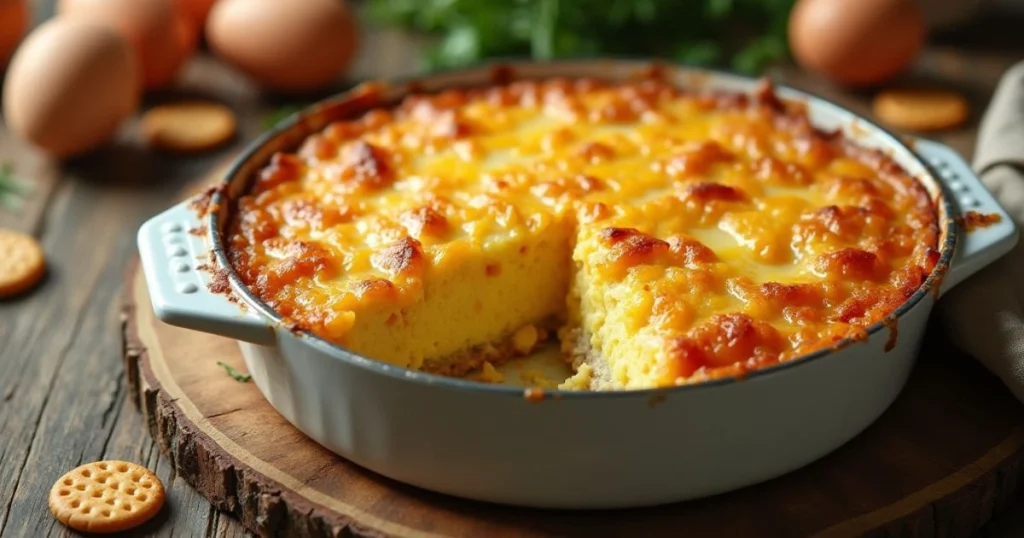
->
[
  {"left": 351, "top": 278, "right": 397, "bottom": 300},
  {"left": 666, "top": 236, "right": 718, "bottom": 265},
  {"left": 814, "top": 248, "right": 883, "bottom": 281},
  {"left": 254, "top": 152, "right": 302, "bottom": 193},
  {"left": 665, "top": 141, "right": 733, "bottom": 178},
  {"left": 599, "top": 227, "right": 671, "bottom": 270},
  {"left": 681, "top": 182, "right": 747, "bottom": 202},
  {"left": 399, "top": 206, "right": 449, "bottom": 239},
  {"left": 340, "top": 140, "right": 393, "bottom": 189},
  {"left": 371, "top": 236, "right": 424, "bottom": 278}
]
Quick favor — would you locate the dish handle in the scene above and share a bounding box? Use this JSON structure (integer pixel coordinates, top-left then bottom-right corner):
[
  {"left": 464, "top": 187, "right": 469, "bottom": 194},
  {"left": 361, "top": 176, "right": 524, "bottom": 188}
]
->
[
  {"left": 136, "top": 197, "right": 277, "bottom": 346},
  {"left": 915, "top": 139, "right": 1019, "bottom": 295}
]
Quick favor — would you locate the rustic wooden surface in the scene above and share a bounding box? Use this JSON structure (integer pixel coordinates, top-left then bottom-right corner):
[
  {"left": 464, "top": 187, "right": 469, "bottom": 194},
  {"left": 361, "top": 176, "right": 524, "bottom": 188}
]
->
[
  {"left": 123, "top": 256, "right": 1024, "bottom": 538},
  {"left": 2, "top": 0, "right": 1024, "bottom": 536}
]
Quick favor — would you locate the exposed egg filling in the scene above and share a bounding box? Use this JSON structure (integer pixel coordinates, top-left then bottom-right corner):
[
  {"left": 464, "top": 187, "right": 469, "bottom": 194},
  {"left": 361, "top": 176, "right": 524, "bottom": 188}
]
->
[{"left": 225, "top": 75, "right": 940, "bottom": 390}]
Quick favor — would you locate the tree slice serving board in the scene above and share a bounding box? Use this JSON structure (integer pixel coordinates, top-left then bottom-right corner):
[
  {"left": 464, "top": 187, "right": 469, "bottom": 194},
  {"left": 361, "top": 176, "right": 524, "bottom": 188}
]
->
[{"left": 123, "top": 182, "right": 1024, "bottom": 538}]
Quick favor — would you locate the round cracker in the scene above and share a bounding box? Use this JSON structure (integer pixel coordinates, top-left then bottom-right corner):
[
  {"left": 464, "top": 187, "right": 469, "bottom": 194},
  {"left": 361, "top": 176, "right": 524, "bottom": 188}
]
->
[
  {"left": 49, "top": 460, "right": 166, "bottom": 534},
  {"left": 0, "top": 228, "right": 46, "bottom": 298},
  {"left": 142, "top": 101, "right": 237, "bottom": 153},
  {"left": 873, "top": 88, "right": 969, "bottom": 132}
]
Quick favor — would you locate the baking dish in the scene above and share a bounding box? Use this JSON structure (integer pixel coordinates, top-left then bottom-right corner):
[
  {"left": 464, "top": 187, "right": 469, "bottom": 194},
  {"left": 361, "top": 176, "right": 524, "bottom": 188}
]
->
[{"left": 137, "top": 59, "right": 1018, "bottom": 509}]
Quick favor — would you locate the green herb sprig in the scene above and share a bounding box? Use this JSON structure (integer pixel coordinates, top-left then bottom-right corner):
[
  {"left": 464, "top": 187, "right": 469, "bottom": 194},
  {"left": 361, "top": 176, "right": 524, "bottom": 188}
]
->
[
  {"left": 0, "top": 163, "right": 33, "bottom": 212},
  {"left": 367, "top": 0, "right": 796, "bottom": 74},
  {"left": 262, "top": 102, "right": 313, "bottom": 130},
  {"left": 217, "top": 361, "right": 252, "bottom": 383}
]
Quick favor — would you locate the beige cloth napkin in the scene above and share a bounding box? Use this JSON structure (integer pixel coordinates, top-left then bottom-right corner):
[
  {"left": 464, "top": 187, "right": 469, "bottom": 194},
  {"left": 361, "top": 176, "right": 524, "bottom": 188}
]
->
[{"left": 940, "top": 60, "right": 1024, "bottom": 402}]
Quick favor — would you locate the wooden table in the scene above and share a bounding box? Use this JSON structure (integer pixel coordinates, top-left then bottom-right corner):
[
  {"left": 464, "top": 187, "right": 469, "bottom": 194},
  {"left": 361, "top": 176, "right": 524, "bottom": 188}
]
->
[{"left": 2, "top": 2, "right": 1024, "bottom": 536}]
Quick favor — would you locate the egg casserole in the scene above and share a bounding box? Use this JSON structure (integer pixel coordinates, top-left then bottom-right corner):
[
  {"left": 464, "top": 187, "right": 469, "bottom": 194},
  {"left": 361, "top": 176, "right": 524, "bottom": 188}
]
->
[{"left": 225, "top": 76, "right": 939, "bottom": 390}]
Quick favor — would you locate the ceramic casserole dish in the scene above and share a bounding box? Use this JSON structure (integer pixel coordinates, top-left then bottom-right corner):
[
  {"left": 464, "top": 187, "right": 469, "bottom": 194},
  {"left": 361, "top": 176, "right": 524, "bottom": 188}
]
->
[{"left": 137, "top": 59, "right": 1018, "bottom": 509}]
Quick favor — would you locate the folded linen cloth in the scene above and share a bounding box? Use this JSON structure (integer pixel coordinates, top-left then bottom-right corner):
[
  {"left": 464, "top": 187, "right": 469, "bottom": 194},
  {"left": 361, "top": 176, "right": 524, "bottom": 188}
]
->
[{"left": 940, "top": 60, "right": 1024, "bottom": 403}]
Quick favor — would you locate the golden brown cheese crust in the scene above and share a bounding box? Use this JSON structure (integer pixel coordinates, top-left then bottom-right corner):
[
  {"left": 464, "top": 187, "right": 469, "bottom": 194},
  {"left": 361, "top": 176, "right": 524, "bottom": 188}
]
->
[{"left": 226, "top": 75, "right": 939, "bottom": 384}]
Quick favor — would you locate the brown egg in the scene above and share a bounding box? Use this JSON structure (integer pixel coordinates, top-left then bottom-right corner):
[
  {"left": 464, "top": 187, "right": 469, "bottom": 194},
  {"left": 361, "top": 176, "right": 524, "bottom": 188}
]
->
[
  {"left": 788, "top": 0, "right": 926, "bottom": 87},
  {"left": 0, "top": 0, "right": 28, "bottom": 66},
  {"left": 170, "top": 10, "right": 200, "bottom": 78},
  {"left": 206, "top": 0, "right": 359, "bottom": 93},
  {"left": 177, "top": 0, "right": 217, "bottom": 28},
  {"left": 2, "top": 19, "right": 138, "bottom": 158},
  {"left": 58, "top": 0, "right": 198, "bottom": 89}
]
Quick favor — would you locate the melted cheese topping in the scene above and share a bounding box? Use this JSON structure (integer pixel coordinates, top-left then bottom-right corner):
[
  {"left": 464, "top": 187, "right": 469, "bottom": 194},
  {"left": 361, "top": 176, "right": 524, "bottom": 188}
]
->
[{"left": 226, "top": 76, "right": 939, "bottom": 389}]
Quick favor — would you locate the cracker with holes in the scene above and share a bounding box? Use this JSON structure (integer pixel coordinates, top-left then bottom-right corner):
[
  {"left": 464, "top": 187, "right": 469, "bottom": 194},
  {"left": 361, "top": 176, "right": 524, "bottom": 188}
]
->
[
  {"left": 0, "top": 228, "right": 46, "bottom": 298},
  {"left": 49, "top": 460, "right": 166, "bottom": 533}
]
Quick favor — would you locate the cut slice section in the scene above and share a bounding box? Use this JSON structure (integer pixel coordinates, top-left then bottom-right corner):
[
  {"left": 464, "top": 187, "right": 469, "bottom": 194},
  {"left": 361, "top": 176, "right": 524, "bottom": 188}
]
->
[
  {"left": 563, "top": 224, "right": 722, "bottom": 389},
  {"left": 563, "top": 223, "right": 795, "bottom": 389},
  {"left": 337, "top": 218, "right": 575, "bottom": 374}
]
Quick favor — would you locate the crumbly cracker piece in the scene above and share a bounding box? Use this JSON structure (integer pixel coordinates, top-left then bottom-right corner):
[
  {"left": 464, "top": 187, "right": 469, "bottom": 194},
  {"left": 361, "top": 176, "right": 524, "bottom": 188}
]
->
[
  {"left": 873, "top": 88, "right": 969, "bottom": 132},
  {"left": 142, "top": 101, "right": 237, "bottom": 153}
]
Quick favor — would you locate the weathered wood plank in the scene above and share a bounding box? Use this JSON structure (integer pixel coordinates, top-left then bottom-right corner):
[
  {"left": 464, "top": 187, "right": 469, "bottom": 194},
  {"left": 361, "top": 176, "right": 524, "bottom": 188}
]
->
[
  {"left": 0, "top": 150, "right": 222, "bottom": 536},
  {"left": 0, "top": 130, "right": 61, "bottom": 234},
  {"left": 214, "top": 511, "right": 255, "bottom": 538},
  {"left": 0, "top": 31, "right": 265, "bottom": 538},
  {"left": 0, "top": 54, "right": 262, "bottom": 538}
]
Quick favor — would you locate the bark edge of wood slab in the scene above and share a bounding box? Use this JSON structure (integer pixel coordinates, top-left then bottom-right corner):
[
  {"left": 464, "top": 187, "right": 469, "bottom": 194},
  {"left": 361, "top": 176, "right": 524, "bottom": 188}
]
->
[{"left": 122, "top": 260, "right": 1024, "bottom": 538}]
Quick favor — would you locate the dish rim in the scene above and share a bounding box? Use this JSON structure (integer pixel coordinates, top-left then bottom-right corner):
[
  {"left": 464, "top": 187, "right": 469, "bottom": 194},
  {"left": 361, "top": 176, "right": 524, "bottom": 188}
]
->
[{"left": 205, "top": 58, "right": 958, "bottom": 400}]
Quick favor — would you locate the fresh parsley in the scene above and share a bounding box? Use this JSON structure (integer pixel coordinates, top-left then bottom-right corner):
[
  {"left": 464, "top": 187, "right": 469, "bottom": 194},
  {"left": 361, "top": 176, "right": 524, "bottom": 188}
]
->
[
  {"left": 261, "top": 103, "right": 310, "bottom": 130},
  {"left": 217, "top": 361, "right": 252, "bottom": 383},
  {"left": 367, "top": 0, "right": 797, "bottom": 74},
  {"left": 0, "top": 163, "right": 32, "bottom": 212}
]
